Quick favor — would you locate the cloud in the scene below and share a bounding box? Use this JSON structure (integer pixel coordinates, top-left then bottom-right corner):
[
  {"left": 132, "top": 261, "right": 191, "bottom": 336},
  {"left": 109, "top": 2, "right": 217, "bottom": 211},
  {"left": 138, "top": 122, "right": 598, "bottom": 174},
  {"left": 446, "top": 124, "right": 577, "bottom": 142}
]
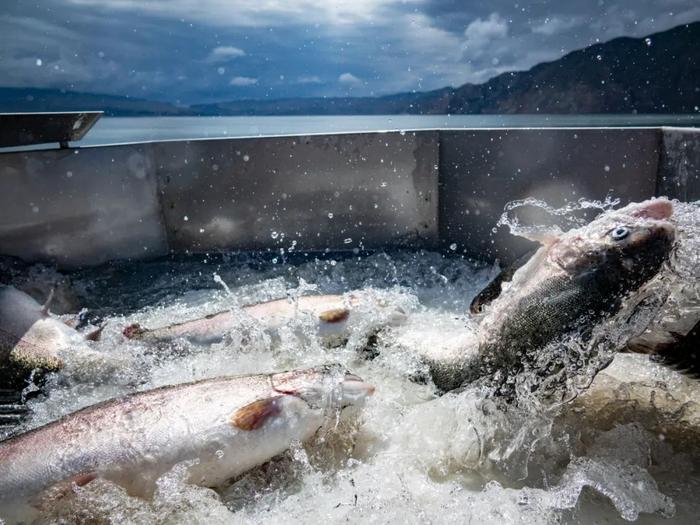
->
[
  {"left": 338, "top": 72, "right": 362, "bottom": 85},
  {"left": 532, "top": 16, "right": 583, "bottom": 36},
  {"left": 229, "top": 76, "right": 257, "bottom": 86},
  {"left": 64, "top": 0, "right": 424, "bottom": 28},
  {"left": 206, "top": 46, "right": 245, "bottom": 63},
  {"left": 463, "top": 12, "right": 508, "bottom": 50}
]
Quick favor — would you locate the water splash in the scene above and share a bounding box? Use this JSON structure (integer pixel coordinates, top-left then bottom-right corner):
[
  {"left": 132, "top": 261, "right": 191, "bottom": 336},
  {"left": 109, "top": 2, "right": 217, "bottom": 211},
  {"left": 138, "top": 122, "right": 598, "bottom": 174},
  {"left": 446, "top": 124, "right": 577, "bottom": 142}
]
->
[{"left": 496, "top": 195, "right": 621, "bottom": 243}]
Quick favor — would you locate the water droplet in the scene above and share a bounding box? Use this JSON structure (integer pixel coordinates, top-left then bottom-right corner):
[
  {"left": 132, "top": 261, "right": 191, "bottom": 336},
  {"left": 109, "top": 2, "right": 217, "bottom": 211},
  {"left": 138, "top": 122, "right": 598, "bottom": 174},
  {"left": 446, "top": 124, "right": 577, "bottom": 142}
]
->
[
  {"left": 596, "top": 54, "right": 602, "bottom": 61},
  {"left": 66, "top": 171, "right": 73, "bottom": 178},
  {"left": 399, "top": 130, "right": 406, "bottom": 136},
  {"left": 242, "top": 154, "right": 250, "bottom": 162},
  {"left": 380, "top": 181, "right": 388, "bottom": 188},
  {"left": 183, "top": 215, "right": 189, "bottom": 221},
  {"left": 449, "top": 243, "right": 457, "bottom": 251},
  {"left": 330, "top": 260, "right": 337, "bottom": 266},
  {"left": 271, "top": 231, "right": 279, "bottom": 239},
  {"left": 343, "top": 238, "right": 352, "bottom": 244},
  {"left": 327, "top": 212, "right": 334, "bottom": 219},
  {"left": 35, "top": 58, "right": 42, "bottom": 66},
  {"left": 645, "top": 37, "right": 652, "bottom": 47},
  {"left": 604, "top": 165, "right": 610, "bottom": 172},
  {"left": 215, "top": 449, "right": 224, "bottom": 459},
  {"left": 217, "top": 67, "right": 225, "bottom": 75}
]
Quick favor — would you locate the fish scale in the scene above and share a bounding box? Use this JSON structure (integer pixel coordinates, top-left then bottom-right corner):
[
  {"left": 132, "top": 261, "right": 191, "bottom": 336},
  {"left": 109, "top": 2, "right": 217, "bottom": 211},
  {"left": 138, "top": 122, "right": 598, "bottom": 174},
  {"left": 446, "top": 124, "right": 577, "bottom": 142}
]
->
[{"left": 426, "top": 199, "right": 677, "bottom": 395}]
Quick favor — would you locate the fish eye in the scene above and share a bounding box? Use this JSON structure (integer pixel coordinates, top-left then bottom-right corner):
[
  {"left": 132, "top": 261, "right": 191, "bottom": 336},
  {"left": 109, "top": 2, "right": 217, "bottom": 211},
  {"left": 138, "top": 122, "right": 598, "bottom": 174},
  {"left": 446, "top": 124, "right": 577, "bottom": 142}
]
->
[{"left": 610, "top": 226, "right": 630, "bottom": 241}]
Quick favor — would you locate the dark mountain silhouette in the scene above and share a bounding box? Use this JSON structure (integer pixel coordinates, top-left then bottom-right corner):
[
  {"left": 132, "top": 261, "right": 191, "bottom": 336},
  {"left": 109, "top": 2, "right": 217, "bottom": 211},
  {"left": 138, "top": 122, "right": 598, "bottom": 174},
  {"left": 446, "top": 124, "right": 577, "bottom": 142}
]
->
[
  {"left": 1, "top": 22, "right": 698, "bottom": 116},
  {"left": 0, "top": 87, "right": 190, "bottom": 116}
]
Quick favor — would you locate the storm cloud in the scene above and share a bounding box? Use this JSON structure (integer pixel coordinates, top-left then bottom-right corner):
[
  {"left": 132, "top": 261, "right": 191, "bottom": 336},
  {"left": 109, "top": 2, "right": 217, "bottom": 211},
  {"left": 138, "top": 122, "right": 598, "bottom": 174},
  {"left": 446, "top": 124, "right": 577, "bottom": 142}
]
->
[{"left": 2, "top": 0, "right": 699, "bottom": 104}]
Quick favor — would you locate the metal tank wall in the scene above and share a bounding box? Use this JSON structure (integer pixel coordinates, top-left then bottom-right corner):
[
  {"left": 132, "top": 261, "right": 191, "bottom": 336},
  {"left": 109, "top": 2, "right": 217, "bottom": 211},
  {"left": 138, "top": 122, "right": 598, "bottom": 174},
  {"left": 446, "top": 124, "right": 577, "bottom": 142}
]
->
[
  {"left": 0, "top": 127, "right": 695, "bottom": 268},
  {"left": 657, "top": 127, "right": 700, "bottom": 202},
  {"left": 439, "top": 128, "right": 661, "bottom": 262}
]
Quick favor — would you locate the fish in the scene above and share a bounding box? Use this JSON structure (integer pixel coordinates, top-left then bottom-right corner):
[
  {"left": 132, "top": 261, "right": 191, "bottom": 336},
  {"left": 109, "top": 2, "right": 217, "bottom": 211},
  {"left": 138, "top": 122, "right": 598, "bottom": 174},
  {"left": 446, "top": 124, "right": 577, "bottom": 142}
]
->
[
  {"left": 0, "top": 285, "right": 111, "bottom": 386},
  {"left": 427, "top": 198, "right": 677, "bottom": 392},
  {"left": 0, "top": 255, "right": 81, "bottom": 315},
  {"left": 469, "top": 249, "right": 537, "bottom": 314},
  {"left": 0, "top": 364, "right": 374, "bottom": 521},
  {"left": 123, "top": 292, "right": 406, "bottom": 347}
]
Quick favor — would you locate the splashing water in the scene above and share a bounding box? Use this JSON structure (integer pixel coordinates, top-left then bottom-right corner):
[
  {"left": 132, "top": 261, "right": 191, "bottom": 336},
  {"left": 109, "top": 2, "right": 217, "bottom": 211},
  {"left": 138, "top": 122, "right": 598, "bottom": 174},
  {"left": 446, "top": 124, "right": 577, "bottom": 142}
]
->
[
  {"left": 1, "top": 228, "right": 699, "bottom": 524},
  {"left": 496, "top": 195, "right": 621, "bottom": 243}
]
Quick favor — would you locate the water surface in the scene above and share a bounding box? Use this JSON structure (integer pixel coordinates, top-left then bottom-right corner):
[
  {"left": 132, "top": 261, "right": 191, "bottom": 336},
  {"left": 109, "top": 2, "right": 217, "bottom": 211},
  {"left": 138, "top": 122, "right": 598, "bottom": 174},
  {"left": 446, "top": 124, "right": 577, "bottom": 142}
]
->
[{"left": 80, "top": 114, "right": 700, "bottom": 145}]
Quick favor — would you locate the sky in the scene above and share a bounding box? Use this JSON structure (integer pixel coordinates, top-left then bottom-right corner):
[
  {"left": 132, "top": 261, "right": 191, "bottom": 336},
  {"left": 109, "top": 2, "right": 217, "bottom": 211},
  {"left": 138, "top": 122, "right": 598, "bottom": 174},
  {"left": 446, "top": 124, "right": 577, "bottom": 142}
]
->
[{"left": 2, "top": 0, "right": 699, "bottom": 105}]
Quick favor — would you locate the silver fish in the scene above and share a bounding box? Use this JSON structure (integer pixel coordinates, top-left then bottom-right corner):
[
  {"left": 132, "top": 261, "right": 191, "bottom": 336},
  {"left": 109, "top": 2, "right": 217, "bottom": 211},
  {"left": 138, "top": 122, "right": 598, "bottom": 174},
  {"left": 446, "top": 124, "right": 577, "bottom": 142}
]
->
[
  {"left": 428, "top": 198, "right": 677, "bottom": 392},
  {"left": 123, "top": 292, "right": 406, "bottom": 346},
  {"left": 0, "top": 364, "right": 374, "bottom": 521},
  {"left": 0, "top": 286, "right": 107, "bottom": 385}
]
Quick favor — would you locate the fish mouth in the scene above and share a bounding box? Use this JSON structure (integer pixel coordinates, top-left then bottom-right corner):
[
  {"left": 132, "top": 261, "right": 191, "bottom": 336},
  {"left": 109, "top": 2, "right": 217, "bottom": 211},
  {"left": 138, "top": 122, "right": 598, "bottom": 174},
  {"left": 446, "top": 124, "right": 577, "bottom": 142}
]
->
[
  {"left": 340, "top": 372, "right": 375, "bottom": 405},
  {"left": 629, "top": 198, "right": 673, "bottom": 221},
  {"left": 270, "top": 366, "right": 374, "bottom": 407}
]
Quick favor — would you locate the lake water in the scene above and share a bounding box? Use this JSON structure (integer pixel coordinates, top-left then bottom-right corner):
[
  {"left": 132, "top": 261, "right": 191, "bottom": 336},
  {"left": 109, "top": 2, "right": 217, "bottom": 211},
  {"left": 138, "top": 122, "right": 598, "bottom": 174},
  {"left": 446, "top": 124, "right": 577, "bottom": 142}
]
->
[{"left": 79, "top": 114, "right": 700, "bottom": 146}]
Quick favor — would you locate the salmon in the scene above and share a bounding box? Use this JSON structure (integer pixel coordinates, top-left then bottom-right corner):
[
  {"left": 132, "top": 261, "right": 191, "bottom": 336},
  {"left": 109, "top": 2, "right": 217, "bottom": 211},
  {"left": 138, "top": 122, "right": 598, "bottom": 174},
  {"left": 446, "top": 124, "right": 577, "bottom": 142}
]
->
[{"left": 0, "top": 364, "right": 374, "bottom": 521}]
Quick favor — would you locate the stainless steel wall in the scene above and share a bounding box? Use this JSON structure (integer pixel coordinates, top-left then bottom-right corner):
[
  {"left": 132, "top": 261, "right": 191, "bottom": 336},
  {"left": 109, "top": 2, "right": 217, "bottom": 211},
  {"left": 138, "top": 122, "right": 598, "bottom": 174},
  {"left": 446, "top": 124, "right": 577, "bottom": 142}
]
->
[
  {"left": 439, "top": 129, "right": 661, "bottom": 261},
  {"left": 658, "top": 127, "right": 700, "bottom": 202},
  {"left": 0, "top": 144, "right": 168, "bottom": 267},
  {"left": 152, "top": 132, "right": 439, "bottom": 253},
  {"left": 0, "top": 127, "right": 695, "bottom": 268}
]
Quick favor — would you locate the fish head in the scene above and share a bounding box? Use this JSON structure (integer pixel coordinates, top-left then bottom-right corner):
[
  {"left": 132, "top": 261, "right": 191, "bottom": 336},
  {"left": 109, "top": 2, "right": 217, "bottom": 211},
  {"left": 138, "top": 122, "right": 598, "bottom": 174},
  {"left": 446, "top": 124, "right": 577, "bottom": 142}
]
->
[
  {"left": 271, "top": 364, "right": 375, "bottom": 409},
  {"left": 548, "top": 198, "right": 676, "bottom": 284}
]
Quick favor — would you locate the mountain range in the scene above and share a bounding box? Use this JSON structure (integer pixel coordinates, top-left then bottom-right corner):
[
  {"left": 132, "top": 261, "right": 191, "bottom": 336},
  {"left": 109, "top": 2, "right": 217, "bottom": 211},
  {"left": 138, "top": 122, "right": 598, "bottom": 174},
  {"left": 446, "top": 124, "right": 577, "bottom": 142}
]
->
[{"left": 1, "top": 21, "right": 698, "bottom": 116}]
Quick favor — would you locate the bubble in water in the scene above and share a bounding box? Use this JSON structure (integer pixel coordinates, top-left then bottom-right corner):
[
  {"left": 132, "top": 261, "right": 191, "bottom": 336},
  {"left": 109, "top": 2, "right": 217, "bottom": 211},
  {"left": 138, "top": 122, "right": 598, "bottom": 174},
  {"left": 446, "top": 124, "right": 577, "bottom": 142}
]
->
[
  {"left": 242, "top": 154, "right": 250, "bottom": 162},
  {"left": 271, "top": 231, "right": 279, "bottom": 239},
  {"left": 449, "top": 243, "right": 457, "bottom": 251},
  {"left": 36, "top": 58, "right": 42, "bottom": 66},
  {"left": 596, "top": 54, "right": 602, "bottom": 61},
  {"left": 328, "top": 212, "right": 334, "bottom": 219},
  {"left": 184, "top": 215, "right": 189, "bottom": 222},
  {"left": 645, "top": 37, "right": 652, "bottom": 46},
  {"left": 343, "top": 238, "right": 352, "bottom": 244}
]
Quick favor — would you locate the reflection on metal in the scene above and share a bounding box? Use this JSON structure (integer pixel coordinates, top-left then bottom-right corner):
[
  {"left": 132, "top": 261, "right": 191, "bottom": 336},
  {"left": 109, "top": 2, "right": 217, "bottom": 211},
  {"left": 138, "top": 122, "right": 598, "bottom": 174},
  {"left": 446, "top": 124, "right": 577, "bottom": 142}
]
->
[
  {"left": 439, "top": 129, "right": 660, "bottom": 262},
  {"left": 0, "top": 112, "right": 102, "bottom": 148},
  {"left": 658, "top": 127, "right": 700, "bottom": 202},
  {"left": 153, "top": 132, "right": 438, "bottom": 253},
  {"left": 0, "top": 127, "right": 696, "bottom": 268},
  {"left": 0, "top": 144, "right": 167, "bottom": 267}
]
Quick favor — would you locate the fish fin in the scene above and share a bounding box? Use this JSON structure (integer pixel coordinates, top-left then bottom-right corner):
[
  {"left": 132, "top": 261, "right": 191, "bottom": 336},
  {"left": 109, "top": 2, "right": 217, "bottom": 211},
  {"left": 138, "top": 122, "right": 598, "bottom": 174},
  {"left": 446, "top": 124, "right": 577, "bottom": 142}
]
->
[
  {"left": 319, "top": 308, "right": 350, "bottom": 323},
  {"left": 40, "top": 287, "right": 55, "bottom": 316},
  {"left": 84, "top": 323, "right": 106, "bottom": 342},
  {"left": 123, "top": 323, "right": 146, "bottom": 339},
  {"left": 650, "top": 322, "right": 700, "bottom": 380},
  {"left": 231, "top": 396, "right": 283, "bottom": 431}
]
